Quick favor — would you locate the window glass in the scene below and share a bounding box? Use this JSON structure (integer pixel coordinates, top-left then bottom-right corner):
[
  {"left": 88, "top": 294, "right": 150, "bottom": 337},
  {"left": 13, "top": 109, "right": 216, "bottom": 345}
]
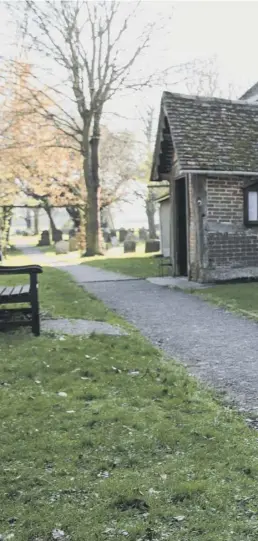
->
[{"left": 248, "top": 191, "right": 258, "bottom": 221}]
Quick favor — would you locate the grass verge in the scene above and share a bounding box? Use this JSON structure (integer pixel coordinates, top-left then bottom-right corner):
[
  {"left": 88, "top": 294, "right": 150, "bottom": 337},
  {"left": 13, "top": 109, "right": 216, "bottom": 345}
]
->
[
  {"left": 81, "top": 254, "right": 160, "bottom": 278},
  {"left": 1, "top": 269, "right": 258, "bottom": 540},
  {"left": 194, "top": 282, "right": 258, "bottom": 320},
  {"left": 0, "top": 265, "right": 122, "bottom": 325}
]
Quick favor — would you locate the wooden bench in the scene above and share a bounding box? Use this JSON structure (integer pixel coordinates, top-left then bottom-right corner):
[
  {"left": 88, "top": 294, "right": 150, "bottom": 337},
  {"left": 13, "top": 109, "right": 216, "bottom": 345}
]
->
[{"left": 0, "top": 265, "right": 43, "bottom": 336}]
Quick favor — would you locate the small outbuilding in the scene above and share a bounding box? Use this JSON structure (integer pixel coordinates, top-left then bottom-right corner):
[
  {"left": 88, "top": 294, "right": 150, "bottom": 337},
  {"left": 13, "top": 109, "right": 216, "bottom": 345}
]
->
[{"left": 151, "top": 91, "right": 258, "bottom": 282}]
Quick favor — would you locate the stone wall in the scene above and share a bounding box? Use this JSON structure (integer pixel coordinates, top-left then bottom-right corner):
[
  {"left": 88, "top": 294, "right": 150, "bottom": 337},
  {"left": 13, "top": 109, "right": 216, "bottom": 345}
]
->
[{"left": 207, "top": 231, "right": 258, "bottom": 269}]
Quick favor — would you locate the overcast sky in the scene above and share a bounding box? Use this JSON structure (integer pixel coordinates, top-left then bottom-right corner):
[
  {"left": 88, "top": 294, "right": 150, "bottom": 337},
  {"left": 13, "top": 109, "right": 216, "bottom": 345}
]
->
[
  {"left": 2, "top": 0, "right": 258, "bottom": 136},
  {"left": 110, "top": 0, "right": 258, "bottom": 133}
]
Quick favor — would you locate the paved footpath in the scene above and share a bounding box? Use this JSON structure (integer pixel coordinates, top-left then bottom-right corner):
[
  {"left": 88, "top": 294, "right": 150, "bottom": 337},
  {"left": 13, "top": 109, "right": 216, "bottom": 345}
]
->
[{"left": 21, "top": 246, "right": 258, "bottom": 412}]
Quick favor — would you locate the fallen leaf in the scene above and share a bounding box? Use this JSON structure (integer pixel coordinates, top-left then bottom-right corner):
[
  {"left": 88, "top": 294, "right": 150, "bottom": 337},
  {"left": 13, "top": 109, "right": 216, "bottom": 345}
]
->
[
  {"left": 148, "top": 488, "right": 159, "bottom": 495},
  {"left": 173, "top": 516, "right": 185, "bottom": 522},
  {"left": 57, "top": 392, "right": 67, "bottom": 398},
  {"left": 97, "top": 471, "right": 109, "bottom": 478},
  {"left": 52, "top": 529, "right": 66, "bottom": 540},
  {"left": 128, "top": 370, "right": 140, "bottom": 376}
]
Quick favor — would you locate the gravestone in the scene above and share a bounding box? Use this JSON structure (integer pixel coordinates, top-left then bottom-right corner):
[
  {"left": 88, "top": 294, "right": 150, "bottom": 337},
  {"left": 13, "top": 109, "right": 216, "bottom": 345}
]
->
[
  {"left": 69, "top": 237, "right": 78, "bottom": 252},
  {"left": 139, "top": 227, "right": 148, "bottom": 241},
  {"left": 111, "top": 236, "right": 119, "bottom": 247},
  {"left": 53, "top": 229, "right": 63, "bottom": 242},
  {"left": 103, "top": 230, "right": 111, "bottom": 243},
  {"left": 145, "top": 239, "right": 160, "bottom": 253},
  {"left": 124, "top": 240, "right": 136, "bottom": 253},
  {"left": 38, "top": 230, "right": 50, "bottom": 246},
  {"left": 119, "top": 228, "right": 127, "bottom": 243},
  {"left": 55, "top": 240, "right": 69, "bottom": 254},
  {"left": 69, "top": 228, "right": 76, "bottom": 239},
  {"left": 125, "top": 230, "right": 138, "bottom": 243}
]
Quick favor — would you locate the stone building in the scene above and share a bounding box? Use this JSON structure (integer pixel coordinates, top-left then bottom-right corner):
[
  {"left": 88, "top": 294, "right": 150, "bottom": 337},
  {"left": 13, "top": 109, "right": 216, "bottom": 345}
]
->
[{"left": 151, "top": 91, "right": 258, "bottom": 282}]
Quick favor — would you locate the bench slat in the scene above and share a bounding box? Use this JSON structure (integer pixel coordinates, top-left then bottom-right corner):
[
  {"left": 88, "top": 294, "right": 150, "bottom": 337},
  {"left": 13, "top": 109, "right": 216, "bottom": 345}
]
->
[
  {"left": 0, "top": 284, "right": 30, "bottom": 304},
  {"left": 0, "top": 286, "right": 7, "bottom": 295},
  {"left": 11, "top": 285, "right": 24, "bottom": 296},
  {"left": 2, "top": 286, "right": 15, "bottom": 297},
  {"left": 20, "top": 285, "right": 30, "bottom": 296}
]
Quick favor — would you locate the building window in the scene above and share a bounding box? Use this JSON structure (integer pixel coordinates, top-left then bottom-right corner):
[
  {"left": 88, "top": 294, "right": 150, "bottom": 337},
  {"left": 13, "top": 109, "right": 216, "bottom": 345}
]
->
[{"left": 244, "top": 184, "right": 258, "bottom": 225}]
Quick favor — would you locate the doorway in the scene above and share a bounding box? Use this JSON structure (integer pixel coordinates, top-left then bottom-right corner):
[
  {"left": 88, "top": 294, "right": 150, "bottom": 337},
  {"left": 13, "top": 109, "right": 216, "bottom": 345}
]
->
[{"left": 175, "top": 178, "right": 187, "bottom": 276}]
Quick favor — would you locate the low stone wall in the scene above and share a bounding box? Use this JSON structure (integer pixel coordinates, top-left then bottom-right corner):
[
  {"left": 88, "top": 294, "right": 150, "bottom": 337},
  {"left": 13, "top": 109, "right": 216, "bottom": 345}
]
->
[
  {"left": 207, "top": 231, "right": 258, "bottom": 268},
  {"left": 203, "top": 230, "right": 258, "bottom": 281}
]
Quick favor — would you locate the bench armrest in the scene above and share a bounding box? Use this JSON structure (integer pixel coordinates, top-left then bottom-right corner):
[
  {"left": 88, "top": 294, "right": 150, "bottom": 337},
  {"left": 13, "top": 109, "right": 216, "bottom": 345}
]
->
[{"left": 0, "top": 265, "right": 43, "bottom": 275}]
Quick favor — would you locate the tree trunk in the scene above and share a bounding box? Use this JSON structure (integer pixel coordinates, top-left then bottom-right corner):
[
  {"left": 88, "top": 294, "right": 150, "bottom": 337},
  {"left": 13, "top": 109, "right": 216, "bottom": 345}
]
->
[
  {"left": 66, "top": 206, "right": 81, "bottom": 229},
  {"left": 83, "top": 114, "right": 102, "bottom": 256},
  {"left": 44, "top": 204, "right": 58, "bottom": 242},
  {"left": 33, "top": 208, "right": 39, "bottom": 235},
  {"left": 1, "top": 207, "right": 13, "bottom": 255},
  {"left": 25, "top": 208, "right": 31, "bottom": 230},
  {"left": 146, "top": 193, "right": 157, "bottom": 239}
]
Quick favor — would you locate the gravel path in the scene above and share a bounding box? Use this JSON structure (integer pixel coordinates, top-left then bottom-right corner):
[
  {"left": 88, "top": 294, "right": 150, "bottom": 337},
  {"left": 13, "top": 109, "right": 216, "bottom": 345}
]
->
[
  {"left": 64, "top": 264, "right": 258, "bottom": 412},
  {"left": 42, "top": 318, "right": 127, "bottom": 336},
  {"left": 19, "top": 245, "right": 258, "bottom": 412}
]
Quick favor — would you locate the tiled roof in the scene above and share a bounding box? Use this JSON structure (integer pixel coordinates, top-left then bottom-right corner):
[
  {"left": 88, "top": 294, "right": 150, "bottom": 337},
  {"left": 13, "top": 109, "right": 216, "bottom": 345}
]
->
[{"left": 162, "top": 91, "right": 258, "bottom": 173}]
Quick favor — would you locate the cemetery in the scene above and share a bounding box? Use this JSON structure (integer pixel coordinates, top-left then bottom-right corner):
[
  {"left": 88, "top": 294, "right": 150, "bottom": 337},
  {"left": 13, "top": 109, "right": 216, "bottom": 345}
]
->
[{"left": 2, "top": 1, "right": 258, "bottom": 539}]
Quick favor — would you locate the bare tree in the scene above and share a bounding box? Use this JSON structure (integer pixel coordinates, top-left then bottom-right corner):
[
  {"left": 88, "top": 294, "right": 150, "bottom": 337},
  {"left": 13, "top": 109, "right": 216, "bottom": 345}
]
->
[
  {"left": 177, "top": 56, "right": 237, "bottom": 99},
  {"left": 8, "top": 0, "right": 171, "bottom": 255},
  {"left": 135, "top": 105, "right": 157, "bottom": 238},
  {"left": 99, "top": 126, "right": 138, "bottom": 210}
]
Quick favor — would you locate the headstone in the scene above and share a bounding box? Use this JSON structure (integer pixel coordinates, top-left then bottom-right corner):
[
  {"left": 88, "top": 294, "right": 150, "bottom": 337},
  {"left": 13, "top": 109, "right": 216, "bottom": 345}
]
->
[
  {"left": 69, "top": 237, "right": 78, "bottom": 252},
  {"left": 103, "top": 229, "right": 111, "bottom": 243},
  {"left": 119, "top": 228, "right": 127, "bottom": 243},
  {"left": 38, "top": 230, "right": 50, "bottom": 246},
  {"left": 55, "top": 240, "right": 69, "bottom": 254},
  {"left": 111, "top": 236, "right": 119, "bottom": 247},
  {"left": 76, "top": 230, "right": 85, "bottom": 252},
  {"left": 145, "top": 239, "right": 160, "bottom": 253},
  {"left": 125, "top": 230, "right": 138, "bottom": 242},
  {"left": 69, "top": 228, "right": 76, "bottom": 239},
  {"left": 124, "top": 240, "right": 136, "bottom": 253},
  {"left": 53, "top": 229, "right": 63, "bottom": 242},
  {"left": 139, "top": 227, "right": 148, "bottom": 241}
]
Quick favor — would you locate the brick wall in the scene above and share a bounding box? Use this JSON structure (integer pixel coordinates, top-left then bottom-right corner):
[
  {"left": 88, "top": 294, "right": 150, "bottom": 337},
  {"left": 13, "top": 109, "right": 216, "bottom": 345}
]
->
[
  {"left": 207, "top": 178, "right": 243, "bottom": 223},
  {"left": 207, "top": 231, "right": 258, "bottom": 269},
  {"left": 187, "top": 175, "right": 258, "bottom": 282},
  {"left": 204, "top": 176, "right": 258, "bottom": 279}
]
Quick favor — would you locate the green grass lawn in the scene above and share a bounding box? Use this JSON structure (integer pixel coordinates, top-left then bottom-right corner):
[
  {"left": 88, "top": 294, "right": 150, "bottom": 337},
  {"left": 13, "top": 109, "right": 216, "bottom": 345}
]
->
[
  {"left": 2, "top": 267, "right": 258, "bottom": 539},
  {"left": 196, "top": 281, "right": 258, "bottom": 320},
  {"left": 82, "top": 254, "right": 161, "bottom": 278},
  {"left": 0, "top": 265, "right": 122, "bottom": 325},
  {"left": 37, "top": 241, "right": 161, "bottom": 278}
]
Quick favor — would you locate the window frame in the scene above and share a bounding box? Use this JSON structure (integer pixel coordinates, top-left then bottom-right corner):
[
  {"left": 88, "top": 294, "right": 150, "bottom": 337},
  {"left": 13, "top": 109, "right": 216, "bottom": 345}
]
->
[{"left": 244, "top": 182, "right": 258, "bottom": 226}]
